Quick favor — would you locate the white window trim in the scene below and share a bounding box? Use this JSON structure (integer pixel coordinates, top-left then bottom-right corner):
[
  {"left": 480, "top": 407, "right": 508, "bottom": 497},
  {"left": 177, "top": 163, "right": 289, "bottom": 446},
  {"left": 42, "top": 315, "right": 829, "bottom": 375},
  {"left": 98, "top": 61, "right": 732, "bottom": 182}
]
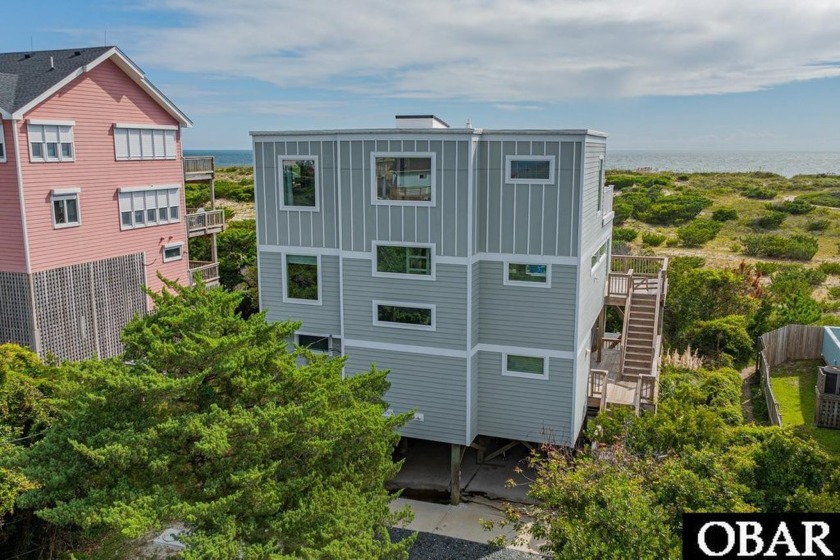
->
[
  {"left": 113, "top": 125, "right": 178, "bottom": 161},
  {"left": 591, "top": 241, "right": 609, "bottom": 275},
  {"left": 502, "top": 352, "right": 549, "bottom": 380},
  {"left": 282, "top": 253, "right": 322, "bottom": 305},
  {"left": 162, "top": 242, "right": 184, "bottom": 263},
  {"left": 50, "top": 189, "right": 81, "bottom": 229},
  {"left": 371, "top": 241, "right": 436, "bottom": 281},
  {"left": 278, "top": 155, "right": 320, "bottom": 212},
  {"left": 28, "top": 121, "right": 75, "bottom": 163},
  {"left": 0, "top": 121, "right": 6, "bottom": 163},
  {"left": 503, "top": 262, "right": 552, "bottom": 288},
  {"left": 505, "top": 155, "right": 555, "bottom": 185},
  {"left": 597, "top": 155, "right": 605, "bottom": 214},
  {"left": 295, "top": 332, "right": 341, "bottom": 355},
  {"left": 370, "top": 152, "right": 437, "bottom": 207},
  {"left": 372, "top": 300, "right": 436, "bottom": 332},
  {"left": 118, "top": 185, "right": 181, "bottom": 230},
  {"left": 115, "top": 123, "right": 178, "bottom": 131}
]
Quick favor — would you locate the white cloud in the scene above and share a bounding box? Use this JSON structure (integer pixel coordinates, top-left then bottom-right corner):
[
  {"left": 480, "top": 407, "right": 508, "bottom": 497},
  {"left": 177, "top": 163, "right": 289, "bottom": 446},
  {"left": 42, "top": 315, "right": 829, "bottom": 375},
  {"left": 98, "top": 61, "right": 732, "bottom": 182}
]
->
[{"left": 126, "top": 0, "right": 840, "bottom": 102}]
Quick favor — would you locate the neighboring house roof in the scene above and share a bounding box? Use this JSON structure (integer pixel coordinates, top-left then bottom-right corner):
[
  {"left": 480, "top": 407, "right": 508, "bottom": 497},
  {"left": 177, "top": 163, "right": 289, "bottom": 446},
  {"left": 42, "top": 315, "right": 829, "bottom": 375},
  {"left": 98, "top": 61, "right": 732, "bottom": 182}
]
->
[{"left": 0, "top": 46, "right": 191, "bottom": 127}]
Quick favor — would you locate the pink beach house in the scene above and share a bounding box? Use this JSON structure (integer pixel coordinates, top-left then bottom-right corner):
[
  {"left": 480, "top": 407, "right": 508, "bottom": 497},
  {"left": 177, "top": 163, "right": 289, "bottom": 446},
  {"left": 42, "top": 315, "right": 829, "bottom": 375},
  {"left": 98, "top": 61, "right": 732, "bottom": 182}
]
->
[{"left": 0, "top": 46, "right": 210, "bottom": 360}]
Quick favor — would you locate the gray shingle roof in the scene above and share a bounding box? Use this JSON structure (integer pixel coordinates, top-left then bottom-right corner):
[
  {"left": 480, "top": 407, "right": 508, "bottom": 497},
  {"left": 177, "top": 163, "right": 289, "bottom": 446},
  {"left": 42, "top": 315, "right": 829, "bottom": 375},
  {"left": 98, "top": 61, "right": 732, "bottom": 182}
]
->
[{"left": 0, "top": 47, "right": 113, "bottom": 113}]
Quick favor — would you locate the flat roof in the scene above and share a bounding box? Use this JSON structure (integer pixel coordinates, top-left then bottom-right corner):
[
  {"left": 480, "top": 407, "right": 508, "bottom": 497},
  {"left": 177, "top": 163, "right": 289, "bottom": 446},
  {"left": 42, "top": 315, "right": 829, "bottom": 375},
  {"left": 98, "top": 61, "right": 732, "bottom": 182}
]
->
[{"left": 250, "top": 128, "right": 607, "bottom": 138}]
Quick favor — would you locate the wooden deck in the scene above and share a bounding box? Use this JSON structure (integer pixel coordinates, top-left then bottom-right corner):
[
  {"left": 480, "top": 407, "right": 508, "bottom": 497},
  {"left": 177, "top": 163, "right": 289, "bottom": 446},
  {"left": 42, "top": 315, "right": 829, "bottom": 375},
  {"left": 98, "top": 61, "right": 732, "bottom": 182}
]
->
[{"left": 590, "top": 346, "right": 638, "bottom": 406}]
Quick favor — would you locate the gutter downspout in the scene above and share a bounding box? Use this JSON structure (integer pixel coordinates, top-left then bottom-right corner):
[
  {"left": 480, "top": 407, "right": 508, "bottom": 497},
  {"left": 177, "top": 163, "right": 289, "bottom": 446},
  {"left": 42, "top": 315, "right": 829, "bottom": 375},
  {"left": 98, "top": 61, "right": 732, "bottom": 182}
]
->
[{"left": 12, "top": 118, "right": 41, "bottom": 353}]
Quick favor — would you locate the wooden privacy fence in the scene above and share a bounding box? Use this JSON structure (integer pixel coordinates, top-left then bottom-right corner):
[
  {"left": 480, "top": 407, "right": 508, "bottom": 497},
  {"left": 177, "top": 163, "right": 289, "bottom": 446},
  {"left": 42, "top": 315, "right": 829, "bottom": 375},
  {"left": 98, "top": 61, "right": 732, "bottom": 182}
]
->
[{"left": 757, "top": 324, "right": 825, "bottom": 427}]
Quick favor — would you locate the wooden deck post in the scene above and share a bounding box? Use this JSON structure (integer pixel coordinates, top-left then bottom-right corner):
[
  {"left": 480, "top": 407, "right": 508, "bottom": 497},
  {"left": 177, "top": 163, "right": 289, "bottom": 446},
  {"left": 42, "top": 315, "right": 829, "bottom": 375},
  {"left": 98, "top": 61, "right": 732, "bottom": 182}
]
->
[{"left": 450, "top": 444, "right": 462, "bottom": 505}]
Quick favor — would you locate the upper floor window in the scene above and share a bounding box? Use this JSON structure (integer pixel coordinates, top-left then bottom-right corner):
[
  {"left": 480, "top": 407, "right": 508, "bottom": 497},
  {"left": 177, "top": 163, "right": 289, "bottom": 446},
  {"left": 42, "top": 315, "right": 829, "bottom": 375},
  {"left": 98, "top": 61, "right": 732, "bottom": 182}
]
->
[
  {"left": 28, "top": 120, "right": 74, "bottom": 162},
  {"left": 373, "top": 243, "right": 433, "bottom": 279},
  {"left": 51, "top": 188, "right": 80, "bottom": 228},
  {"left": 373, "top": 301, "right": 435, "bottom": 331},
  {"left": 505, "top": 155, "right": 555, "bottom": 184},
  {"left": 503, "top": 353, "right": 548, "bottom": 380},
  {"left": 0, "top": 121, "right": 6, "bottom": 162},
  {"left": 283, "top": 254, "right": 320, "bottom": 304},
  {"left": 280, "top": 157, "right": 319, "bottom": 210},
  {"left": 114, "top": 124, "right": 177, "bottom": 160},
  {"left": 504, "top": 262, "right": 551, "bottom": 288},
  {"left": 591, "top": 241, "right": 608, "bottom": 269},
  {"left": 372, "top": 153, "right": 435, "bottom": 205},
  {"left": 296, "top": 333, "right": 342, "bottom": 355},
  {"left": 597, "top": 156, "right": 605, "bottom": 212},
  {"left": 118, "top": 186, "right": 180, "bottom": 230}
]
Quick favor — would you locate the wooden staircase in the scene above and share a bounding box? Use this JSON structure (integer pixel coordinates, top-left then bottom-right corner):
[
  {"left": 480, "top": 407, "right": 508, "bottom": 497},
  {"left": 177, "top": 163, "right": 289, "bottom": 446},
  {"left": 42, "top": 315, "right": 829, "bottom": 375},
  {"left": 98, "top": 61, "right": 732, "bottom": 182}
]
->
[{"left": 622, "top": 291, "right": 658, "bottom": 376}]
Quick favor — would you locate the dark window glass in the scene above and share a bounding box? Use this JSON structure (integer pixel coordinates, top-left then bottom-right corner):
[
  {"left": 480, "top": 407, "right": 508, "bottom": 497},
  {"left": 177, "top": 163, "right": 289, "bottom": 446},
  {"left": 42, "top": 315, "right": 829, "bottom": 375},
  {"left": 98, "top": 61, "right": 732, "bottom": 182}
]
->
[
  {"left": 282, "top": 159, "right": 317, "bottom": 207},
  {"left": 375, "top": 157, "right": 432, "bottom": 201},
  {"left": 508, "top": 263, "right": 547, "bottom": 283},
  {"left": 510, "top": 159, "right": 550, "bottom": 180},
  {"left": 377, "top": 304, "right": 432, "bottom": 326},
  {"left": 506, "top": 355, "right": 544, "bottom": 375},
  {"left": 377, "top": 245, "right": 431, "bottom": 275},
  {"left": 286, "top": 255, "right": 318, "bottom": 300}
]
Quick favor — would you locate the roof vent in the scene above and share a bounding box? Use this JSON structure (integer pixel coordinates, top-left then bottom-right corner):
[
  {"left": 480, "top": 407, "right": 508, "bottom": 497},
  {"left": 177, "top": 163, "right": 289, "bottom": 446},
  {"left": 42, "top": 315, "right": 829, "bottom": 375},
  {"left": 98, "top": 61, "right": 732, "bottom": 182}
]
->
[
  {"left": 24, "top": 53, "right": 31, "bottom": 59},
  {"left": 74, "top": 50, "right": 81, "bottom": 56},
  {"left": 49, "top": 56, "right": 54, "bottom": 70},
  {"left": 395, "top": 115, "right": 449, "bottom": 129}
]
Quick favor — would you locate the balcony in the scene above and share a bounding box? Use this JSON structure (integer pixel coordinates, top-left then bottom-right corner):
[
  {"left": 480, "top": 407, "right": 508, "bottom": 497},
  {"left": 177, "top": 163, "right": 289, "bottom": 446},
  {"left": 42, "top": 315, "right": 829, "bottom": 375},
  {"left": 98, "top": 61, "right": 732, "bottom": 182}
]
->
[
  {"left": 189, "top": 260, "right": 220, "bottom": 287},
  {"left": 183, "top": 156, "right": 215, "bottom": 182},
  {"left": 186, "top": 208, "right": 225, "bottom": 237}
]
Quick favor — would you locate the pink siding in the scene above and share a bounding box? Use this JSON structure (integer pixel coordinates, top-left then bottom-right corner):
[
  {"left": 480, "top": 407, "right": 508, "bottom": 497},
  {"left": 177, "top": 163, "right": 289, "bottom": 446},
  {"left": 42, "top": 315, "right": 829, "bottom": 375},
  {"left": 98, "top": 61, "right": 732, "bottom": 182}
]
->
[
  {"left": 19, "top": 60, "right": 190, "bottom": 293},
  {"left": 0, "top": 118, "right": 27, "bottom": 272}
]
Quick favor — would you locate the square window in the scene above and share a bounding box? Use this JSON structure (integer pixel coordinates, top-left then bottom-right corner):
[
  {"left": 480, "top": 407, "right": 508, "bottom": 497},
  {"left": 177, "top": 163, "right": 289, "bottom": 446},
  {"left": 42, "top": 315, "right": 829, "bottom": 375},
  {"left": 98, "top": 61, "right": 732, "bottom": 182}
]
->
[
  {"left": 285, "top": 254, "right": 319, "bottom": 302},
  {"left": 61, "top": 143, "right": 73, "bottom": 158},
  {"left": 159, "top": 207, "right": 168, "bottom": 221},
  {"left": 162, "top": 243, "right": 183, "bottom": 262},
  {"left": 280, "top": 158, "right": 319, "bottom": 209},
  {"left": 504, "top": 262, "right": 551, "bottom": 287},
  {"left": 147, "top": 208, "right": 157, "bottom": 223},
  {"left": 46, "top": 143, "right": 58, "bottom": 158},
  {"left": 373, "top": 155, "right": 434, "bottom": 203},
  {"left": 134, "top": 210, "right": 145, "bottom": 225},
  {"left": 170, "top": 205, "right": 179, "bottom": 220},
  {"left": 121, "top": 211, "right": 132, "bottom": 227},
  {"left": 375, "top": 244, "right": 432, "bottom": 277},
  {"left": 51, "top": 192, "right": 81, "bottom": 228},
  {"left": 31, "top": 143, "right": 43, "bottom": 158},
  {"left": 504, "top": 354, "right": 548, "bottom": 379},
  {"left": 505, "top": 156, "right": 555, "bottom": 184},
  {"left": 373, "top": 301, "right": 435, "bottom": 330}
]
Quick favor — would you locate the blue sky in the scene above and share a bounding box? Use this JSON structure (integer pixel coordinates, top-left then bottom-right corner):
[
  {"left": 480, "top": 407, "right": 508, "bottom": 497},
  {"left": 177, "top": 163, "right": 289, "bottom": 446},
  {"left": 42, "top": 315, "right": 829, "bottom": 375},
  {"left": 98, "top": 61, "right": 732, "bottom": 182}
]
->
[{"left": 4, "top": 0, "right": 840, "bottom": 151}]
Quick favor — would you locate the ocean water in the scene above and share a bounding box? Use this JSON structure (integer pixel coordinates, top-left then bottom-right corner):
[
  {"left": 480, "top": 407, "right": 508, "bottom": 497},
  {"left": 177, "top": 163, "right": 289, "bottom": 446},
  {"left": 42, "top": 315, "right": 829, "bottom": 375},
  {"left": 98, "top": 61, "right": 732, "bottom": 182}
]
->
[{"left": 185, "top": 149, "right": 840, "bottom": 178}]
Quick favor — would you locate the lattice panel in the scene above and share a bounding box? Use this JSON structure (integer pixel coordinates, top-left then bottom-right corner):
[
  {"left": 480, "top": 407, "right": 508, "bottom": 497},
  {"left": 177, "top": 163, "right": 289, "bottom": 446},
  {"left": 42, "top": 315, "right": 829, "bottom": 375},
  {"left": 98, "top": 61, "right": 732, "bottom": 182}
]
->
[
  {"left": 817, "top": 397, "right": 840, "bottom": 429},
  {"left": 32, "top": 253, "right": 147, "bottom": 361},
  {"left": 0, "top": 272, "right": 34, "bottom": 349}
]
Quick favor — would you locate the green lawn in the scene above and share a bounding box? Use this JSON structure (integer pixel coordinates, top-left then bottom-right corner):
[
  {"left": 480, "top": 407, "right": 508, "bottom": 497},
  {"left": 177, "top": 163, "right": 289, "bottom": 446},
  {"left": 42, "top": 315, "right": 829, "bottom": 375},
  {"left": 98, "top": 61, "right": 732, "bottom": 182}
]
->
[{"left": 769, "top": 359, "right": 840, "bottom": 456}]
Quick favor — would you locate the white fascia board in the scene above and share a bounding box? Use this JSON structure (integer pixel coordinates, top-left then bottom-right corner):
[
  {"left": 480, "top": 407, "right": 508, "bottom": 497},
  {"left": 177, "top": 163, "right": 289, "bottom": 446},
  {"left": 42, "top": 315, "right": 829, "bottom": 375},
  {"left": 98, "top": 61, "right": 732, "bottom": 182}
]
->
[
  {"left": 28, "top": 119, "right": 76, "bottom": 127},
  {"left": 119, "top": 184, "right": 180, "bottom": 193}
]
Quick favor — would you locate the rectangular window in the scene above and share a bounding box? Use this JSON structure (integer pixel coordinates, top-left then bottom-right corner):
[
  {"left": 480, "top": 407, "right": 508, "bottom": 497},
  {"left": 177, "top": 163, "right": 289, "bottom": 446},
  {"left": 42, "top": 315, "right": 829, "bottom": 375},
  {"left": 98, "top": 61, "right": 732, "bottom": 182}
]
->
[
  {"left": 284, "top": 254, "right": 320, "bottom": 303},
  {"left": 28, "top": 121, "right": 75, "bottom": 162},
  {"left": 113, "top": 124, "right": 178, "bottom": 160},
  {"left": 591, "top": 241, "right": 608, "bottom": 269},
  {"left": 118, "top": 186, "right": 180, "bottom": 230},
  {"left": 51, "top": 189, "right": 81, "bottom": 228},
  {"left": 373, "top": 301, "right": 435, "bottom": 331},
  {"left": 372, "top": 153, "right": 435, "bottom": 204},
  {"left": 504, "top": 262, "right": 551, "bottom": 287},
  {"left": 296, "top": 334, "right": 341, "bottom": 354},
  {"left": 597, "top": 156, "right": 605, "bottom": 212},
  {"left": 162, "top": 243, "right": 183, "bottom": 262},
  {"left": 279, "top": 157, "right": 319, "bottom": 209},
  {"left": 0, "top": 121, "right": 6, "bottom": 162},
  {"left": 505, "top": 155, "right": 555, "bottom": 184},
  {"left": 374, "top": 243, "right": 433, "bottom": 277},
  {"left": 503, "top": 354, "right": 548, "bottom": 379}
]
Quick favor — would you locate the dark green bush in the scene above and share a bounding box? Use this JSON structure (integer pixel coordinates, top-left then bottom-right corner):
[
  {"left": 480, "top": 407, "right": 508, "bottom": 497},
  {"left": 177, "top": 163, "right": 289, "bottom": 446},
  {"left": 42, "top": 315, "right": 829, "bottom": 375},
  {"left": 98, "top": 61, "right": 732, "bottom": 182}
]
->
[
  {"left": 742, "top": 186, "right": 776, "bottom": 200},
  {"left": 606, "top": 174, "right": 671, "bottom": 190},
  {"left": 818, "top": 262, "right": 840, "bottom": 276},
  {"left": 613, "top": 227, "right": 639, "bottom": 242},
  {"left": 637, "top": 193, "right": 712, "bottom": 226},
  {"left": 642, "top": 232, "right": 667, "bottom": 247},
  {"left": 712, "top": 208, "right": 738, "bottom": 222},
  {"left": 215, "top": 179, "right": 255, "bottom": 202},
  {"left": 796, "top": 191, "right": 840, "bottom": 208},
  {"left": 749, "top": 211, "right": 786, "bottom": 230},
  {"left": 805, "top": 219, "right": 831, "bottom": 232},
  {"left": 684, "top": 315, "right": 754, "bottom": 367},
  {"left": 753, "top": 261, "right": 782, "bottom": 275},
  {"left": 741, "top": 234, "right": 819, "bottom": 261},
  {"left": 185, "top": 183, "right": 211, "bottom": 209},
  {"left": 613, "top": 199, "right": 633, "bottom": 224},
  {"left": 677, "top": 219, "right": 723, "bottom": 247},
  {"left": 766, "top": 200, "right": 814, "bottom": 215}
]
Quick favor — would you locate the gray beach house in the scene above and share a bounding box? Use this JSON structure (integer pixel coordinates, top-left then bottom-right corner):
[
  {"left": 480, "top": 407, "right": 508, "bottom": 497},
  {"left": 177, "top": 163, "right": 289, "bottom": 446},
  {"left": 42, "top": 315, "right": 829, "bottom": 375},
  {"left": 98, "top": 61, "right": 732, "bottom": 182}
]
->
[{"left": 251, "top": 115, "right": 666, "bottom": 454}]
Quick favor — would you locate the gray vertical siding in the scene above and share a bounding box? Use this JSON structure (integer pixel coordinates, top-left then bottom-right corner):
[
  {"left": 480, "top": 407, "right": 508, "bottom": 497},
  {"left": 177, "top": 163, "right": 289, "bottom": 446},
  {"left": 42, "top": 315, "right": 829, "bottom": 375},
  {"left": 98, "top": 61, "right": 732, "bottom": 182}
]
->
[
  {"left": 580, "top": 141, "right": 609, "bottom": 254},
  {"left": 342, "top": 259, "right": 467, "bottom": 350},
  {"left": 259, "top": 252, "right": 341, "bottom": 335},
  {"left": 476, "top": 351, "right": 574, "bottom": 445},
  {"left": 344, "top": 347, "right": 467, "bottom": 444},
  {"left": 475, "top": 139, "right": 580, "bottom": 256},
  {"left": 477, "top": 261, "right": 577, "bottom": 351}
]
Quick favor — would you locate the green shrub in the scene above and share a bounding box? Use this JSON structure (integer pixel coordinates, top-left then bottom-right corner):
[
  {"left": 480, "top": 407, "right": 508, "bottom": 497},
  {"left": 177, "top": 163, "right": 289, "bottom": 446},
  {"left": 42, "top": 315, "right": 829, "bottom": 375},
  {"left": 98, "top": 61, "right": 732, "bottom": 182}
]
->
[
  {"left": 642, "top": 232, "right": 667, "bottom": 247},
  {"left": 818, "top": 262, "right": 840, "bottom": 276},
  {"left": 637, "top": 193, "right": 712, "bottom": 226},
  {"left": 683, "top": 315, "right": 754, "bottom": 367},
  {"left": 711, "top": 208, "right": 738, "bottom": 222},
  {"left": 828, "top": 286, "right": 840, "bottom": 300},
  {"left": 753, "top": 261, "right": 782, "bottom": 275},
  {"left": 613, "top": 199, "right": 633, "bottom": 224},
  {"left": 766, "top": 200, "right": 814, "bottom": 215},
  {"left": 613, "top": 227, "right": 639, "bottom": 242},
  {"left": 742, "top": 186, "right": 776, "bottom": 200},
  {"left": 770, "top": 266, "right": 826, "bottom": 291},
  {"left": 606, "top": 174, "right": 671, "bottom": 190},
  {"left": 796, "top": 191, "right": 840, "bottom": 208},
  {"left": 806, "top": 219, "right": 831, "bottom": 232},
  {"left": 185, "top": 183, "right": 211, "bottom": 209},
  {"left": 749, "top": 211, "right": 786, "bottom": 230},
  {"left": 665, "top": 237, "right": 680, "bottom": 247},
  {"left": 677, "top": 220, "right": 723, "bottom": 247},
  {"left": 215, "top": 179, "right": 255, "bottom": 202},
  {"left": 741, "top": 234, "right": 819, "bottom": 261}
]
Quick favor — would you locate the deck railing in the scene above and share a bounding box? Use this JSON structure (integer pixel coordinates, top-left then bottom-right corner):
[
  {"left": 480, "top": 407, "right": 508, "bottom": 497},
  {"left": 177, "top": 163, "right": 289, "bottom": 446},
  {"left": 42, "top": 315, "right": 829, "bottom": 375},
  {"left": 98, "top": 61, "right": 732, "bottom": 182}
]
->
[
  {"left": 183, "top": 156, "right": 215, "bottom": 176},
  {"left": 611, "top": 255, "right": 667, "bottom": 276},
  {"left": 602, "top": 184, "right": 614, "bottom": 221},
  {"left": 189, "top": 261, "right": 220, "bottom": 286},
  {"left": 186, "top": 209, "right": 225, "bottom": 235}
]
